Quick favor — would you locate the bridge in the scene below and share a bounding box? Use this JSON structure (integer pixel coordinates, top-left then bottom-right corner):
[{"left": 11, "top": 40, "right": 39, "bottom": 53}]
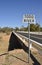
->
[
  {"left": 17, "top": 32, "right": 42, "bottom": 50},
  {"left": 0, "top": 31, "right": 42, "bottom": 65},
  {"left": 13, "top": 31, "right": 42, "bottom": 64}
]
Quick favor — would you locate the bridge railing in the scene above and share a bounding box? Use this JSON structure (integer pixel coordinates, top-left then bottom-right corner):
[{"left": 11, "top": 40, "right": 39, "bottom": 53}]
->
[{"left": 13, "top": 32, "right": 42, "bottom": 54}]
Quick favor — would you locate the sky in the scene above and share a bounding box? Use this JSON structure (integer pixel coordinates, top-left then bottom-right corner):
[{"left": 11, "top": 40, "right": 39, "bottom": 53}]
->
[{"left": 0, "top": 0, "right": 42, "bottom": 28}]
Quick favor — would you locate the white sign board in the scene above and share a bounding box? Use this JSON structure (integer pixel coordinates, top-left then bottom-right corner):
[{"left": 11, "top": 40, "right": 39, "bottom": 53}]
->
[{"left": 23, "top": 14, "right": 35, "bottom": 23}]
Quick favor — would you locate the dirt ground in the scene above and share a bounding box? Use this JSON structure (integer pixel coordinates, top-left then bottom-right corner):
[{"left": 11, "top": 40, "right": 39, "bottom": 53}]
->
[
  {"left": 0, "top": 32, "right": 42, "bottom": 65},
  {"left": 0, "top": 32, "right": 10, "bottom": 54},
  {"left": 0, "top": 49, "right": 33, "bottom": 65}
]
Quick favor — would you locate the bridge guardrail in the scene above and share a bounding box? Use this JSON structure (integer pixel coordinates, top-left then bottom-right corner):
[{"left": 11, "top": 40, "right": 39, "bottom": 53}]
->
[{"left": 13, "top": 32, "right": 42, "bottom": 54}]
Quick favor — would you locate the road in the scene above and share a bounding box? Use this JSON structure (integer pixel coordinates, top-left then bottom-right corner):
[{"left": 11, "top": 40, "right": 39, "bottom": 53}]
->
[{"left": 17, "top": 32, "right": 42, "bottom": 44}]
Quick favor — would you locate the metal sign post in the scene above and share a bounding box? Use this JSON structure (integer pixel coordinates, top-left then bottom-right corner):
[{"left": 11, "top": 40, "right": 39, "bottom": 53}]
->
[
  {"left": 23, "top": 14, "right": 35, "bottom": 63},
  {"left": 28, "top": 22, "right": 30, "bottom": 63}
]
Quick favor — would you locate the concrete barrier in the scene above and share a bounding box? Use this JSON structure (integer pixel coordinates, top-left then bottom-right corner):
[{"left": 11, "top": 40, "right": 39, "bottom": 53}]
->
[{"left": 17, "top": 31, "right": 42, "bottom": 35}]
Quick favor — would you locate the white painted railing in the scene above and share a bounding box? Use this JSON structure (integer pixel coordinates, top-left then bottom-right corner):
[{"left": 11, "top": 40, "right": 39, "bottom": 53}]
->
[
  {"left": 13, "top": 32, "right": 42, "bottom": 49},
  {"left": 17, "top": 31, "right": 42, "bottom": 35}
]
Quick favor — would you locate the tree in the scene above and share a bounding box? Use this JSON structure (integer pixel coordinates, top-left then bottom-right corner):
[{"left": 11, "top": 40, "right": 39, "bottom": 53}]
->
[
  {"left": 0, "top": 27, "right": 14, "bottom": 33},
  {"left": 35, "top": 23, "right": 40, "bottom": 31},
  {"left": 30, "top": 23, "right": 40, "bottom": 32},
  {"left": 20, "top": 25, "right": 28, "bottom": 31},
  {"left": 30, "top": 24, "right": 36, "bottom": 31},
  {"left": 40, "top": 27, "right": 42, "bottom": 31},
  {"left": 15, "top": 27, "right": 19, "bottom": 31}
]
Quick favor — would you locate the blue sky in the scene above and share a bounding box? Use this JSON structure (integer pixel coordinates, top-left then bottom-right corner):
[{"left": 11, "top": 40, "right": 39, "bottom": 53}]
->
[{"left": 0, "top": 0, "right": 42, "bottom": 28}]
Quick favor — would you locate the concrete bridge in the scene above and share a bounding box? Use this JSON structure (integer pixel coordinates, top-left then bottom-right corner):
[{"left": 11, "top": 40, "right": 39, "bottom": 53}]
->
[{"left": 0, "top": 31, "right": 42, "bottom": 65}]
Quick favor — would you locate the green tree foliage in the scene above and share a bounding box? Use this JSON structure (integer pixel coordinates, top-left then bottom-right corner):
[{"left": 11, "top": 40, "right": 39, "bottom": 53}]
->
[
  {"left": 30, "top": 24, "right": 36, "bottom": 31},
  {"left": 19, "top": 23, "right": 42, "bottom": 32},
  {"left": 40, "top": 27, "right": 42, "bottom": 31},
  {"left": 35, "top": 23, "right": 40, "bottom": 31},
  {"left": 30, "top": 23, "right": 41, "bottom": 32},
  {"left": 0, "top": 24, "right": 42, "bottom": 33},
  {"left": 15, "top": 27, "right": 19, "bottom": 31},
  {"left": 20, "top": 24, "right": 40, "bottom": 32},
  {"left": 20, "top": 26, "right": 28, "bottom": 31},
  {"left": 0, "top": 27, "right": 14, "bottom": 33}
]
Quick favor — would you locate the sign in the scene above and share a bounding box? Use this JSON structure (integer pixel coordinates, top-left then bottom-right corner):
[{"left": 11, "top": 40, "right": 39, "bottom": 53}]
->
[
  {"left": 23, "top": 14, "right": 35, "bottom": 63},
  {"left": 23, "top": 14, "right": 35, "bottom": 23}
]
